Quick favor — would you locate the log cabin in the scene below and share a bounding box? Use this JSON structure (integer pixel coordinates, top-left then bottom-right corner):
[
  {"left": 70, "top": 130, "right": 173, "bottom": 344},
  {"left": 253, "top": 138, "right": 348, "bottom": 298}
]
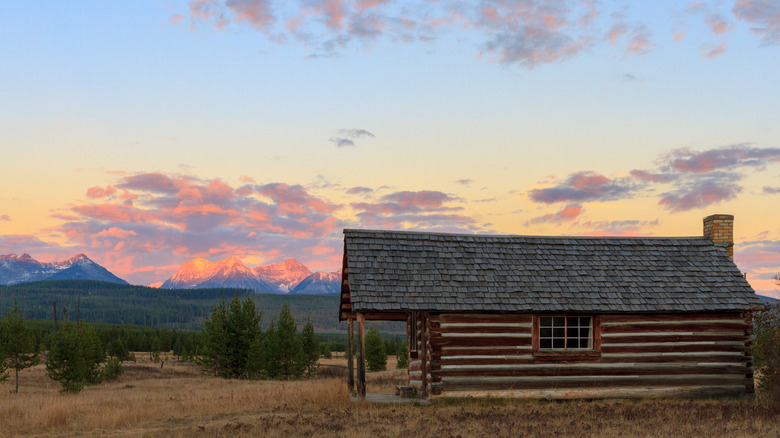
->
[{"left": 339, "top": 214, "right": 763, "bottom": 400}]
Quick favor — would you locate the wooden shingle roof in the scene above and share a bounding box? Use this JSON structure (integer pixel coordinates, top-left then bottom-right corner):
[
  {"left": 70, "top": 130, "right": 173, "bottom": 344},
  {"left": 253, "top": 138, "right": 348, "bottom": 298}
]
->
[{"left": 341, "top": 229, "right": 761, "bottom": 316}]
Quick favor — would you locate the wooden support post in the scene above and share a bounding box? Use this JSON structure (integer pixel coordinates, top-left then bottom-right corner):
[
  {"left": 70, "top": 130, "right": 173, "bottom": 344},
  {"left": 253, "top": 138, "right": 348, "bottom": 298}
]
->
[
  {"left": 356, "top": 313, "right": 366, "bottom": 398},
  {"left": 347, "top": 318, "right": 355, "bottom": 394},
  {"left": 420, "top": 312, "right": 427, "bottom": 398}
]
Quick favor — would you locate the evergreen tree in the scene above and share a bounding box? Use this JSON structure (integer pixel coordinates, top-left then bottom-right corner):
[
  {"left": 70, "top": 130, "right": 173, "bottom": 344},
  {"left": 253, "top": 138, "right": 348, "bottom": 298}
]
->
[
  {"left": 0, "top": 300, "right": 40, "bottom": 392},
  {"left": 268, "top": 304, "right": 305, "bottom": 379},
  {"left": 46, "top": 321, "right": 86, "bottom": 393},
  {"left": 365, "top": 328, "right": 387, "bottom": 372},
  {"left": 199, "top": 299, "right": 229, "bottom": 376},
  {"left": 300, "top": 317, "right": 319, "bottom": 377},
  {"left": 225, "top": 296, "right": 261, "bottom": 378},
  {"left": 396, "top": 341, "right": 408, "bottom": 369},
  {"left": 246, "top": 332, "right": 266, "bottom": 379},
  {"left": 46, "top": 319, "right": 105, "bottom": 393},
  {"left": 199, "top": 295, "right": 262, "bottom": 378}
]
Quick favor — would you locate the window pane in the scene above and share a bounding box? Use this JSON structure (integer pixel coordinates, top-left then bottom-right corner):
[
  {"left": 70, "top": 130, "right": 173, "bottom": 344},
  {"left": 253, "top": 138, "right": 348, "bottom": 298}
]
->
[
  {"left": 540, "top": 317, "right": 552, "bottom": 327},
  {"left": 566, "top": 338, "right": 578, "bottom": 349},
  {"left": 540, "top": 328, "right": 552, "bottom": 338},
  {"left": 580, "top": 327, "right": 590, "bottom": 338},
  {"left": 553, "top": 338, "right": 565, "bottom": 349},
  {"left": 540, "top": 339, "right": 552, "bottom": 349},
  {"left": 580, "top": 317, "right": 591, "bottom": 326},
  {"left": 553, "top": 327, "right": 564, "bottom": 338},
  {"left": 552, "top": 316, "right": 565, "bottom": 326},
  {"left": 567, "top": 327, "right": 578, "bottom": 338},
  {"left": 580, "top": 338, "right": 591, "bottom": 349}
]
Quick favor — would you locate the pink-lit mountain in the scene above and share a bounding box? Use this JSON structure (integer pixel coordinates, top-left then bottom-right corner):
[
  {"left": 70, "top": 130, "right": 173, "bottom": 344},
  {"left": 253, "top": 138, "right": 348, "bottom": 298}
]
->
[
  {"left": 254, "top": 259, "right": 312, "bottom": 292},
  {"left": 289, "top": 271, "right": 342, "bottom": 295},
  {"left": 0, "top": 253, "right": 128, "bottom": 285},
  {"left": 160, "top": 257, "right": 340, "bottom": 294}
]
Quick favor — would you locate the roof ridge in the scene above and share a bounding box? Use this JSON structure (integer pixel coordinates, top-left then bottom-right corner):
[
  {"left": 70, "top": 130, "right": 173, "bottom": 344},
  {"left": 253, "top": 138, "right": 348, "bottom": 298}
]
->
[{"left": 343, "top": 228, "right": 706, "bottom": 241}]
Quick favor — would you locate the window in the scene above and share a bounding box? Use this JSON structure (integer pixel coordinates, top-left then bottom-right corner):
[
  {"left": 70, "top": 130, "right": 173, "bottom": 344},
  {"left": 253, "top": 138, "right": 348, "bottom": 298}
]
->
[{"left": 538, "top": 316, "right": 592, "bottom": 350}]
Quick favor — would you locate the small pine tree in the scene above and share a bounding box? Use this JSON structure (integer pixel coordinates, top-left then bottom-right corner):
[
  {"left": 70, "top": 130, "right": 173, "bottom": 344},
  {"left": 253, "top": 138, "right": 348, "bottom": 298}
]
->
[
  {"left": 102, "top": 357, "right": 124, "bottom": 381},
  {"left": 365, "top": 328, "right": 387, "bottom": 372},
  {"left": 396, "top": 341, "right": 408, "bottom": 369},
  {"left": 300, "top": 317, "right": 319, "bottom": 378},
  {"left": 200, "top": 299, "right": 229, "bottom": 376},
  {"left": 0, "top": 300, "right": 40, "bottom": 392},
  {"left": 268, "top": 304, "right": 305, "bottom": 379},
  {"left": 47, "top": 321, "right": 86, "bottom": 393}
]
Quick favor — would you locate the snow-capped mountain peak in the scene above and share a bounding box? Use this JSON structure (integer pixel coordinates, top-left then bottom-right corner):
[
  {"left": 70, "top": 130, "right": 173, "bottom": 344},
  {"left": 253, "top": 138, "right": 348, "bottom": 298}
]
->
[
  {"left": 0, "top": 253, "right": 127, "bottom": 285},
  {"left": 161, "top": 257, "right": 339, "bottom": 294}
]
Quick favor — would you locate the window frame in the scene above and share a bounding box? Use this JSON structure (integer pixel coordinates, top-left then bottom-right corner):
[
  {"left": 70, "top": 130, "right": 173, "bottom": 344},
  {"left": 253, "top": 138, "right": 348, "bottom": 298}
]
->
[{"left": 532, "top": 315, "right": 601, "bottom": 358}]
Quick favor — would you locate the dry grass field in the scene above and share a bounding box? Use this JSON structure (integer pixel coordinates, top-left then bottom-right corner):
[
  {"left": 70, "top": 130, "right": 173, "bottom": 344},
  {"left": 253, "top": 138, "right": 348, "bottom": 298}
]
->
[{"left": 1, "top": 353, "right": 778, "bottom": 437}]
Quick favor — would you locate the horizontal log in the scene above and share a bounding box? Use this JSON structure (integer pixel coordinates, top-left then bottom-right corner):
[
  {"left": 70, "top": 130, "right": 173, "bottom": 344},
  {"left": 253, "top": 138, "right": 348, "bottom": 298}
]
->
[
  {"left": 602, "top": 333, "right": 746, "bottom": 343},
  {"left": 434, "top": 386, "right": 749, "bottom": 400},
  {"left": 601, "top": 314, "right": 743, "bottom": 323},
  {"left": 602, "top": 340, "right": 746, "bottom": 348},
  {"left": 601, "top": 323, "right": 746, "bottom": 333},
  {"left": 433, "top": 331, "right": 532, "bottom": 338},
  {"left": 435, "top": 365, "right": 751, "bottom": 378},
  {"left": 440, "top": 374, "right": 748, "bottom": 390},
  {"left": 430, "top": 326, "right": 532, "bottom": 334},
  {"left": 601, "top": 344, "right": 746, "bottom": 354},
  {"left": 433, "top": 338, "right": 532, "bottom": 347},
  {"left": 431, "top": 314, "right": 532, "bottom": 324},
  {"left": 436, "top": 322, "right": 533, "bottom": 330},
  {"left": 435, "top": 348, "right": 533, "bottom": 357}
]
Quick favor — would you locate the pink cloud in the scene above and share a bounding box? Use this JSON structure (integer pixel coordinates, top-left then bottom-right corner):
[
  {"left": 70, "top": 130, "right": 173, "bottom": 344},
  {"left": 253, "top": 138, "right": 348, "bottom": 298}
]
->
[
  {"left": 705, "top": 14, "right": 733, "bottom": 35},
  {"left": 71, "top": 204, "right": 158, "bottom": 224},
  {"left": 663, "top": 145, "right": 780, "bottom": 173},
  {"left": 170, "top": 13, "right": 185, "bottom": 26},
  {"left": 86, "top": 185, "right": 117, "bottom": 199},
  {"left": 117, "top": 172, "right": 180, "bottom": 193},
  {"left": 0, "top": 214, "right": 10, "bottom": 222},
  {"left": 529, "top": 171, "right": 637, "bottom": 204},
  {"left": 658, "top": 178, "right": 742, "bottom": 212},
  {"left": 578, "top": 219, "right": 659, "bottom": 236},
  {"left": 525, "top": 204, "right": 584, "bottom": 225},
  {"left": 226, "top": 0, "right": 275, "bottom": 32},
  {"left": 630, "top": 169, "right": 676, "bottom": 183},
  {"left": 703, "top": 42, "right": 727, "bottom": 58},
  {"left": 733, "top": 0, "right": 780, "bottom": 45}
]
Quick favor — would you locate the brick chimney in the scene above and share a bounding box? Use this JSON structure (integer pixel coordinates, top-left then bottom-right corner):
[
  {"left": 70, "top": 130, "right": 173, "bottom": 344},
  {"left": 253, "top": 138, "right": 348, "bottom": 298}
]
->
[{"left": 703, "top": 214, "right": 734, "bottom": 258}]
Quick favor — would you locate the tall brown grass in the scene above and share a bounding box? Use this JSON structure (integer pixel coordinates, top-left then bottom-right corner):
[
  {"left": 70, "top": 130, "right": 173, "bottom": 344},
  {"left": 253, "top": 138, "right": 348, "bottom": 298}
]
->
[{"left": 1, "top": 353, "right": 778, "bottom": 437}]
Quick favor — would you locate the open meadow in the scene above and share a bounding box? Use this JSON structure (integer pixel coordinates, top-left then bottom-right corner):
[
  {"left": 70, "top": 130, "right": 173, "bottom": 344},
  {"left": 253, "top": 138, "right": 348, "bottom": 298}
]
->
[{"left": 0, "top": 353, "right": 778, "bottom": 437}]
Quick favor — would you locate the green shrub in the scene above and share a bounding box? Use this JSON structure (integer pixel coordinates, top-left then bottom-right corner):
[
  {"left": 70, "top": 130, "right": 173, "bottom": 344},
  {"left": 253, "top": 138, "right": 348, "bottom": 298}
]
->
[
  {"left": 747, "top": 301, "right": 780, "bottom": 405},
  {"left": 103, "top": 357, "right": 124, "bottom": 381}
]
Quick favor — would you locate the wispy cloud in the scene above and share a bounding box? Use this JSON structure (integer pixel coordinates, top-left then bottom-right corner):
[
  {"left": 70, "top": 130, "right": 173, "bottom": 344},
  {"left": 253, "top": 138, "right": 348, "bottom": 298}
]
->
[
  {"left": 733, "top": 0, "right": 780, "bottom": 45},
  {"left": 763, "top": 186, "right": 780, "bottom": 194},
  {"left": 0, "top": 214, "right": 10, "bottom": 222},
  {"left": 658, "top": 173, "right": 743, "bottom": 212},
  {"left": 455, "top": 178, "right": 473, "bottom": 186},
  {"left": 329, "top": 128, "right": 375, "bottom": 147},
  {"left": 346, "top": 186, "right": 373, "bottom": 195},
  {"left": 528, "top": 171, "right": 638, "bottom": 204},
  {"left": 525, "top": 204, "right": 583, "bottom": 225},
  {"left": 578, "top": 218, "right": 659, "bottom": 236},
  {"left": 351, "top": 189, "right": 475, "bottom": 231},
  {"left": 526, "top": 144, "right": 780, "bottom": 213}
]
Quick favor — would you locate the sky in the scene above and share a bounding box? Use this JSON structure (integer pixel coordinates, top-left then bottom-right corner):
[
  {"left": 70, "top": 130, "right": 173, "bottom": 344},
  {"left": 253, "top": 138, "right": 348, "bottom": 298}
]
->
[{"left": 1, "top": 1, "right": 779, "bottom": 297}]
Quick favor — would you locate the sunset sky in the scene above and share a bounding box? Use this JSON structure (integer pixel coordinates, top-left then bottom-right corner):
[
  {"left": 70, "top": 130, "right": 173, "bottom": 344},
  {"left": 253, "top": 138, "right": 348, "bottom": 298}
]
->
[{"left": 1, "top": 1, "right": 779, "bottom": 297}]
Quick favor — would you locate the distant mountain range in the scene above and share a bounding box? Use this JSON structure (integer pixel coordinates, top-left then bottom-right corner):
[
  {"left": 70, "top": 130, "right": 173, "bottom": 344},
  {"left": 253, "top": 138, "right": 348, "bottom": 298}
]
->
[
  {"left": 160, "top": 257, "right": 341, "bottom": 295},
  {"left": 0, "top": 253, "right": 341, "bottom": 295},
  {"left": 0, "top": 253, "right": 128, "bottom": 285}
]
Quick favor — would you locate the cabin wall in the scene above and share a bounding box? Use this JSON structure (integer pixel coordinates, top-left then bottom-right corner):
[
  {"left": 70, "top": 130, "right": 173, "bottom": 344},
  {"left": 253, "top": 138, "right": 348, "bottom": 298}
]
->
[{"left": 429, "top": 312, "right": 752, "bottom": 399}]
